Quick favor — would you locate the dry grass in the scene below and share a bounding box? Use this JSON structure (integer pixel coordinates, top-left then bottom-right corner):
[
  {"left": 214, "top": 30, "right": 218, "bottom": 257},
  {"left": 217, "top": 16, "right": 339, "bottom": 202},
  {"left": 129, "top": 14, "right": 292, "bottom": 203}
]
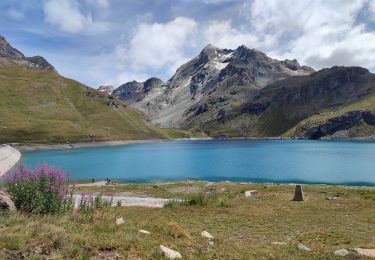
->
[{"left": 1, "top": 182, "right": 375, "bottom": 259}]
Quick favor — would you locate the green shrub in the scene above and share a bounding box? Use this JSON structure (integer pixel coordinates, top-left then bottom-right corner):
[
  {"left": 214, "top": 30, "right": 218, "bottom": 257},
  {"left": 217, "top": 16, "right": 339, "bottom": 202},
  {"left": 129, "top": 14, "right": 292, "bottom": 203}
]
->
[{"left": 3, "top": 163, "right": 73, "bottom": 214}]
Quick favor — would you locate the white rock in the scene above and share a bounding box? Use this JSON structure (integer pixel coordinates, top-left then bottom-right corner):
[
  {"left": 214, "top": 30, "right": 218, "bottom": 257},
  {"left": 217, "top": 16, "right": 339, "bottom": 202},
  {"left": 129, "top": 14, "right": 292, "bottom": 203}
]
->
[
  {"left": 116, "top": 217, "right": 124, "bottom": 226},
  {"left": 201, "top": 231, "right": 214, "bottom": 239},
  {"left": 160, "top": 245, "right": 182, "bottom": 259},
  {"left": 139, "top": 229, "right": 151, "bottom": 235},
  {"left": 245, "top": 190, "right": 257, "bottom": 197},
  {"left": 298, "top": 243, "right": 312, "bottom": 252},
  {"left": 272, "top": 242, "right": 287, "bottom": 245},
  {"left": 354, "top": 248, "right": 375, "bottom": 258},
  {"left": 334, "top": 249, "right": 349, "bottom": 257}
]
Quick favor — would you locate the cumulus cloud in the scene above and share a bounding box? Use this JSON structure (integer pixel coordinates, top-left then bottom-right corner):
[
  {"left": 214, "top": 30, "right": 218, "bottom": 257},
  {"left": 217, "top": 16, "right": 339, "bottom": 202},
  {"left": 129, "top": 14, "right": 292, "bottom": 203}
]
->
[
  {"left": 126, "top": 17, "right": 198, "bottom": 70},
  {"left": 204, "top": 20, "right": 259, "bottom": 49},
  {"left": 43, "top": 0, "right": 109, "bottom": 34},
  {"left": 243, "top": 0, "right": 375, "bottom": 69}
]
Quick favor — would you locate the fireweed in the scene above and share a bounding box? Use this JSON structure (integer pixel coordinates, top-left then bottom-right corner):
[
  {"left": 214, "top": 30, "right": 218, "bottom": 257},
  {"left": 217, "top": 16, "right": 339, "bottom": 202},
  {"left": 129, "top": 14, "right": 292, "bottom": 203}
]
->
[{"left": 3, "top": 163, "right": 74, "bottom": 214}]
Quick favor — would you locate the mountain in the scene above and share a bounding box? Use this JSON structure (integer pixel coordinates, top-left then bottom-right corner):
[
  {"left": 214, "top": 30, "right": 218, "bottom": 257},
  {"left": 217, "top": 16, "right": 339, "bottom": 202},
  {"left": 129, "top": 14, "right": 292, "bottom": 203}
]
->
[
  {"left": 0, "top": 35, "right": 186, "bottom": 143},
  {"left": 218, "top": 66, "right": 375, "bottom": 137},
  {"left": 113, "top": 44, "right": 375, "bottom": 139},
  {"left": 113, "top": 44, "right": 314, "bottom": 128}
]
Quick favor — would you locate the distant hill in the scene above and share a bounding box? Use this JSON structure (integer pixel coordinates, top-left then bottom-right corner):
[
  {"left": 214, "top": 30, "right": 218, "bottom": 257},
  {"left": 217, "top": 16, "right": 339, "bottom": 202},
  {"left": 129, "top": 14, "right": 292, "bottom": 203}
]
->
[
  {"left": 113, "top": 45, "right": 375, "bottom": 139},
  {"left": 0, "top": 35, "right": 187, "bottom": 143}
]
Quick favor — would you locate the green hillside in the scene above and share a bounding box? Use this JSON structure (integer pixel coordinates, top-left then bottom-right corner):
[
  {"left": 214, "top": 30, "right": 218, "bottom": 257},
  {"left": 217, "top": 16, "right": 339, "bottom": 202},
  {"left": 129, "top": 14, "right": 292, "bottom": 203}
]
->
[{"left": 0, "top": 62, "right": 187, "bottom": 143}]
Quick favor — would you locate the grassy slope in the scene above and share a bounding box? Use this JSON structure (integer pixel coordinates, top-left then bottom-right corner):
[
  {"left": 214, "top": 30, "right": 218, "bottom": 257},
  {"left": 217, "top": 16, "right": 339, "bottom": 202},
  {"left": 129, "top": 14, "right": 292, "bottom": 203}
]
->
[
  {"left": 0, "top": 63, "right": 190, "bottom": 143},
  {"left": 1, "top": 182, "right": 374, "bottom": 259},
  {"left": 285, "top": 93, "right": 375, "bottom": 137}
]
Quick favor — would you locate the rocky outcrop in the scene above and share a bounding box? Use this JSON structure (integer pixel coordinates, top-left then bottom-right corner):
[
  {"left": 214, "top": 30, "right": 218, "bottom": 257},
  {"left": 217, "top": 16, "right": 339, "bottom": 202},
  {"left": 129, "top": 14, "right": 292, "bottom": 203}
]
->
[
  {"left": 0, "top": 191, "right": 16, "bottom": 211},
  {"left": 98, "top": 85, "right": 114, "bottom": 95},
  {"left": 305, "top": 111, "right": 375, "bottom": 139},
  {"left": 0, "top": 35, "right": 55, "bottom": 71}
]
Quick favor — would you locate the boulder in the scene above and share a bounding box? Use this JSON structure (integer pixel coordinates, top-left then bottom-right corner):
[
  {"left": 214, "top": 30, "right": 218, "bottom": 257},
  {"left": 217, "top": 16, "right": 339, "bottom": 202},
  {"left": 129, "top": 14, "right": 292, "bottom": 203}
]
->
[
  {"left": 201, "top": 231, "right": 214, "bottom": 239},
  {"left": 0, "top": 191, "right": 16, "bottom": 211},
  {"left": 116, "top": 217, "right": 124, "bottom": 226},
  {"left": 334, "top": 249, "right": 349, "bottom": 257},
  {"left": 160, "top": 245, "right": 182, "bottom": 259},
  {"left": 292, "top": 185, "right": 304, "bottom": 201},
  {"left": 298, "top": 243, "right": 311, "bottom": 252},
  {"left": 245, "top": 190, "right": 257, "bottom": 197},
  {"left": 354, "top": 248, "right": 375, "bottom": 258}
]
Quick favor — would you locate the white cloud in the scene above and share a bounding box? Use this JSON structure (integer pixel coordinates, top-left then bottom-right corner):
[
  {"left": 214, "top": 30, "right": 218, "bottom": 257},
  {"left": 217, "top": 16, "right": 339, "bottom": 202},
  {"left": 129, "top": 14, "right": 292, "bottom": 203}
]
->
[
  {"left": 6, "top": 8, "right": 24, "bottom": 21},
  {"left": 43, "top": 0, "right": 109, "bottom": 34},
  {"left": 243, "top": 0, "right": 375, "bottom": 69},
  {"left": 125, "top": 17, "right": 198, "bottom": 70},
  {"left": 204, "top": 20, "right": 259, "bottom": 49}
]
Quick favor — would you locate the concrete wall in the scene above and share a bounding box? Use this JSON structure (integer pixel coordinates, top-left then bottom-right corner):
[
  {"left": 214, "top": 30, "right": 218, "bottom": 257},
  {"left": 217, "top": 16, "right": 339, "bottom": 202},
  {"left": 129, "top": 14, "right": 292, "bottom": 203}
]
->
[{"left": 0, "top": 145, "right": 21, "bottom": 177}]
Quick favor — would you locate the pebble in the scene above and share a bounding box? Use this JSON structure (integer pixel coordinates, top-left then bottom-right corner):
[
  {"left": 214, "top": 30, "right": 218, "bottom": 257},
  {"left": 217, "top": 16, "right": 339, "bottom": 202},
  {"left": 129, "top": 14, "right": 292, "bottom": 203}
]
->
[
  {"left": 138, "top": 229, "right": 151, "bottom": 235},
  {"left": 116, "top": 217, "right": 124, "bottom": 226},
  {"left": 160, "top": 245, "right": 182, "bottom": 259},
  {"left": 201, "top": 231, "right": 214, "bottom": 239},
  {"left": 272, "top": 242, "right": 287, "bottom": 245},
  {"left": 245, "top": 190, "right": 257, "bottom": 197},
  {"left": 354, "top": 248, "right": 375, "bottom": 258},
  {"left": 298, "top": 243, "right": 312, "bottom": 252},
  {"left": 334, "top": 249, "right": 349, "bottom": 257}
]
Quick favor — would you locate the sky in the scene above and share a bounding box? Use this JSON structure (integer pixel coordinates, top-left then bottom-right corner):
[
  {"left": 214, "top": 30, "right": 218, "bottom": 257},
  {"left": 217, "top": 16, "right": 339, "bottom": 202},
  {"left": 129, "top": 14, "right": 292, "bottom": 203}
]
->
[{"left": 1, "top": 0, "right": 375, "bottom": 88}]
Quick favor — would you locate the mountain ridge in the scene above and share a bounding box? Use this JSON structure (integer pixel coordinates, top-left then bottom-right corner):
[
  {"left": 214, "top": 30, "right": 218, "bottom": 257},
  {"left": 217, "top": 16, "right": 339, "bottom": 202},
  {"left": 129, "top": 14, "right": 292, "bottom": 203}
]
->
[
  {"left": 113, "top": 44, "right": 315, "bottom": 128},
  {"left": 113, "top": 45, "right": 375, "bottom": 139},
  {"left": 0, "top": 35, "right": 188, "bottom": 143}
]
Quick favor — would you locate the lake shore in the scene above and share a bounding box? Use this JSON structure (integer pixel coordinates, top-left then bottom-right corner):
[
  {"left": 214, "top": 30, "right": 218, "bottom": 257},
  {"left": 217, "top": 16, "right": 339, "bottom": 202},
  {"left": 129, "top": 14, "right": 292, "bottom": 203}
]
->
[
  {"left": 9, "top": 135, "right": 375, "bottom": 152},
  {"left": 10, "top": 137, "right": 294, "bottom": 152}
]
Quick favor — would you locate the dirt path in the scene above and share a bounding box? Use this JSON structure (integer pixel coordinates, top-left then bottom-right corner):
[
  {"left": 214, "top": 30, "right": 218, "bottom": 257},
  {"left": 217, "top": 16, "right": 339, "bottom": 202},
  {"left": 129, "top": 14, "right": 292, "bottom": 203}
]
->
[{"left": 72, "top": 194, "right": 170, "bottom": 208}]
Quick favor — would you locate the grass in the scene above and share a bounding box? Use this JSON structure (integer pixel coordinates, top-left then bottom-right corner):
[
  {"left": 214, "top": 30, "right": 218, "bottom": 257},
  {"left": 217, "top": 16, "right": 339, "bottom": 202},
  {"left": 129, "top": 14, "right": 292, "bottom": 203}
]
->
[
  {"left": 1, "top": 182, "right": 374, "bottom": 259},
  {"left": 0, "top": 63, "right": 191, "bottom": 143}
]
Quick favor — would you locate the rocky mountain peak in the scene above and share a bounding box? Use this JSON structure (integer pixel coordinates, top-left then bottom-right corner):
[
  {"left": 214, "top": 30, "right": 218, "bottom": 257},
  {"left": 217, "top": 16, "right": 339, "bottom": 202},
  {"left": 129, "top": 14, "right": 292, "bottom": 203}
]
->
[
  {"left": 0, "top": 35, "right": 25, "bottom": 60},
  {"left": 113, "top": 44, "right": 317, "bottom": 128},
  {"left": 0, "top": 35, "right": 55, "bottom": 71}
]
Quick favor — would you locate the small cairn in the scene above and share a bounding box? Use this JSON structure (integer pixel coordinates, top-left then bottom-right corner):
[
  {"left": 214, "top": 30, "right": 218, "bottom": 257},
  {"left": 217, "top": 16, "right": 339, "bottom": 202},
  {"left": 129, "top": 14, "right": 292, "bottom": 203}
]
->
[{"left": 292, "top": 185, "right": 304, "bottom": 201}]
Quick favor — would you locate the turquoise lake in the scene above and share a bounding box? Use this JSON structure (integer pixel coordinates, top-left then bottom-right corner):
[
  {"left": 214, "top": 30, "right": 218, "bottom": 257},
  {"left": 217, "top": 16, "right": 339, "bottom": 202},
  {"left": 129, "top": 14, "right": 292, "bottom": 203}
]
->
[{"left": 21, "top": 140, "right": 375, "bottom": 185}]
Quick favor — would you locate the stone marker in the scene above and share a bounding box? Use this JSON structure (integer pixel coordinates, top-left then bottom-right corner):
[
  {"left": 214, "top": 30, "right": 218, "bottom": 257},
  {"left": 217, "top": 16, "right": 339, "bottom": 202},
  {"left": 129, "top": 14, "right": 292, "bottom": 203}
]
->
[
  {"left": 292, "top": 185, "right": 304, "bottom": 201},
  {"left": 354, "top": 248, "right": 375, "bottom": 258},
  {"left": 334, "top": 249, "right": 349, "bottom": 257},
  {"left": 160, "top": 245, "right": 182, "bottom": 259},
  {"left": 0, "top": 191, "right": 16, "bottom": 211},
  {"left": 245, "top": 190, "right": 257, "bottom": 197},
  {"left": 139, "top": 229, "right": 151, "bottom": 235},
  {"left": 298, "top": 243, "right": 311, "bottom": 252},
  {"left": 201, "top": 231, "right": 214, "bottom": 239},
  {"left": 116, "top": 217, "right": 124, "bottom": 226}
]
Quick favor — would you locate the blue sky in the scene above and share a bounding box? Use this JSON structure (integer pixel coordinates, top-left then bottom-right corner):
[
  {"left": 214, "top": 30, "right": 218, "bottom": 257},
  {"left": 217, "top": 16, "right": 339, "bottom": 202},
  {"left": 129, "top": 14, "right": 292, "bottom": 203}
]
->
[{"left": 1, "top": 0, "right": 375, "bottom": 88}]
